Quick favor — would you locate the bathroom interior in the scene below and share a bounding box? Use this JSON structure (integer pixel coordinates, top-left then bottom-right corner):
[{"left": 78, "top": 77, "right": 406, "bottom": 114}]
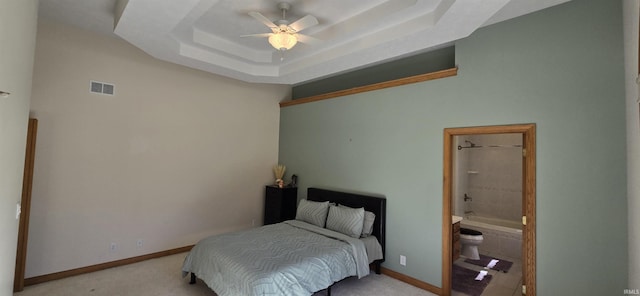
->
[{"left": 451, "top": 133, "right": 524, "bottom": 296}]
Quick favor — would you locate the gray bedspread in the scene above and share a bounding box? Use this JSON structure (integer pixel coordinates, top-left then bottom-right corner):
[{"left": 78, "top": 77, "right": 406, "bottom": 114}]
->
[{"left": 182, "top": 220, "right": 370, "bottom": 296}]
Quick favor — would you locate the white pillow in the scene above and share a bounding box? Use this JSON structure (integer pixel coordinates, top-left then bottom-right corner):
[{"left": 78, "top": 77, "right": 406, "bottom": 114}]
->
[
  {"left": 295, "top": 199, "right": 330, "bottom": 227},
  {"left": 326, "top": 205, "right": 364, "bottom": 238}
]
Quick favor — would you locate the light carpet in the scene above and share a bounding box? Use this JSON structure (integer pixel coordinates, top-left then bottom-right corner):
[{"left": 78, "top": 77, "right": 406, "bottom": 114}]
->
[{"left": 15, "top": 252, "right": 435, "bottom": 296}]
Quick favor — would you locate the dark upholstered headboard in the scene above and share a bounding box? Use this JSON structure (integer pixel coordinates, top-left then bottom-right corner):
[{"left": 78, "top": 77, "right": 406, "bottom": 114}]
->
[{"left": 307, "top": 187, "right": 386, "bottom": 263}]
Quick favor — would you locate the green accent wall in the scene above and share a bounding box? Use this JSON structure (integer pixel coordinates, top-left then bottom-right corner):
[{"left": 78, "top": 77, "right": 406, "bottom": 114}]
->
[
  {"left": 279, "top": 0, "right": 627, "bottom": 294},
  {"left": 291, "top": 46, "right": 455, "bottom": 99}
]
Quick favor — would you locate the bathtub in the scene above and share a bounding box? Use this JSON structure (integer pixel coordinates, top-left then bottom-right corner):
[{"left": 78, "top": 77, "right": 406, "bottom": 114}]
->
[{"left": 460, "top": 215, "right": 522, "bottom": 259}]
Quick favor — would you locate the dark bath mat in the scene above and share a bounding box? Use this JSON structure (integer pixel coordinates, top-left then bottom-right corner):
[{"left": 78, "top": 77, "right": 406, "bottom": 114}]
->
[
  {"left": 452, "top": 264, "right": 492, "bottom": 296},
  {"left": 464, "top": 254, "right": 513, "bottom": 273}
]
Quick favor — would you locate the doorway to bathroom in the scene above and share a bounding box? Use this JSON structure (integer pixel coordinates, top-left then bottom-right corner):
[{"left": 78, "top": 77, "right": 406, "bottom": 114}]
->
[{"left": 442, "top": 124, "right": 536, "bottom": 296}]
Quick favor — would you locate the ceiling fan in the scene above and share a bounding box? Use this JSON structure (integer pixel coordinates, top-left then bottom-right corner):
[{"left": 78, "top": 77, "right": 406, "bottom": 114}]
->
[{"left": 242, "top": 2, "right": 320, "bottom": 52}]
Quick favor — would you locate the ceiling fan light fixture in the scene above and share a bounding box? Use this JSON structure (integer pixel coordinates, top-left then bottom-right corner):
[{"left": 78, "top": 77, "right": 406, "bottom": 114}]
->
[{"left": 269, "top": 32, "right": 297, "bottom": 51}]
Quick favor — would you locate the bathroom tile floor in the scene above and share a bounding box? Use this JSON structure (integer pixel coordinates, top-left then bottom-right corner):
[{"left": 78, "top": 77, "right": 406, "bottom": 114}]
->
[{"left": 452, "top": 252, "right": 522, "bottom": 296}]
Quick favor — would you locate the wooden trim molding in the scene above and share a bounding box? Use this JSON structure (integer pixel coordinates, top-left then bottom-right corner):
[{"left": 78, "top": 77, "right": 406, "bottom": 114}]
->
[
  {"left": 523, "top": 124, "right": 537, "bottom": 296},
  {"left": 442, "top": 124, "right": 536, "bottom": 296},
  {"left": 14, "top": 118, "right": 38, "bottom": 292},
  {"left": 280, "top": 67, "right": 458, "bottom": 108},
  {"left": 442, "top": 131, "right": 453, "bottom": 295},
  {"left": 23, "top": 245, "right": 442, "bottom": 295},
  {"left": 24, "top": 245, "right": 193, "bottom": 286},
  {"left": 24, "top": 243, "right": 443, "bottom": 295},
  {"left": 381, "top": 267, "right": 441, "bottom": 295}
]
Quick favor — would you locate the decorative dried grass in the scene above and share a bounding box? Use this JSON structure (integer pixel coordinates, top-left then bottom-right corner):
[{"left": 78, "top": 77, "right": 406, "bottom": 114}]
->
[{"left": 273, "top": 164, "right": 286, "bottom": 179}]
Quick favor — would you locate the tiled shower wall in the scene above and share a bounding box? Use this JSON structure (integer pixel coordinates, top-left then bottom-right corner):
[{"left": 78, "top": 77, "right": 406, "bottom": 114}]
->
[{"left": 461, "top": 133, "right": 522, "bottom": 222}]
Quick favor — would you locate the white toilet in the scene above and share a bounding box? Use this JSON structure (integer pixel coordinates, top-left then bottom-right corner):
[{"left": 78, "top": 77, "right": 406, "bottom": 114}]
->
[{"left": 460, "top": 228, "right": 483, "bottom": 260}]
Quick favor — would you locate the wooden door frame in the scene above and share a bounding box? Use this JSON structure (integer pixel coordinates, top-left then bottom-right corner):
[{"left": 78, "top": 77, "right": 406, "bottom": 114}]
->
[
  {"left": 442, "top": 123, "right": 536, "bottom": 296},
  {"left": 14, "top": 118, "right": 37, "bottom": 292}
]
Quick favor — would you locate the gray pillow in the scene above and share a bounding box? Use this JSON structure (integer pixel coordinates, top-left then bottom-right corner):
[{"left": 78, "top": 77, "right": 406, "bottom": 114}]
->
[
  {"left": 361, "top": 211, "right": 376, "bottom": 237},
  {"left": 336, "top": 204, "right": 376, "bottom": 237},
  {"left": 326, "top": 205, "right": 365, "bottom": 238},
  {"left": 295, "top": 199, "right": 330, "bottom": 227}
]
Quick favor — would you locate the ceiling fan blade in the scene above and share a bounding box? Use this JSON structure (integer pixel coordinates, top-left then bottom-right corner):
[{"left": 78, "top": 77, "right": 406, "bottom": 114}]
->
[
  {"left": 248, "top": 11, "right": 278, "bottom": 30},
  {"left": 295, "top": 34, "right": 321, "bottom": 45},
  {"left": 288, "top": 15, "right": 318, "bottom": 32},
  {"left": 240, "top": 33, "right": 273, "bottom": 38}
]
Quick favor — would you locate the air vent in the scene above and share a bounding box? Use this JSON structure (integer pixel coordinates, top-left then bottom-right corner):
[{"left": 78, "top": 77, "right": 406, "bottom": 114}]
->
[{"left": 90, "top": 81, "right": 115, "bottom": 96}]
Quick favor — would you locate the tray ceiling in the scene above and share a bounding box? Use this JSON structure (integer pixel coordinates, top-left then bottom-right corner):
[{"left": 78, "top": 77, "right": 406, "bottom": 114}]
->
[{"left": 38, "top": 0, "right": 570, "bottom": 84}]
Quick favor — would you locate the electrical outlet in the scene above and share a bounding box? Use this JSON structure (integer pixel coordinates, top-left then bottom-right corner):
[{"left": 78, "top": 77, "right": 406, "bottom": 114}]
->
[
  {"left": 110, "top": 242, "right": 117, "bottom": 251},
  {"left": 252, "top": 219, "right": 255, "bottom": 227},
  {"left": 136, "top": 239, "right": 143, "bottom": 248},
  {"left": 400, "top": 255, "right": 406, "bottom": 266}
]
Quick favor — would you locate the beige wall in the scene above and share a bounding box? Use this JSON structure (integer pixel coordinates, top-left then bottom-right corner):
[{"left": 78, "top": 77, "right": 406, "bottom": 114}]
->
[
  {"left": 0, "top": 0, "right": 38, "bottom": 293},
  {"left": 623, "top": 0, "right": 640, "bottom": 289},
  {"left": 26, "top": 19, "right": 289, "bottom": 277}
]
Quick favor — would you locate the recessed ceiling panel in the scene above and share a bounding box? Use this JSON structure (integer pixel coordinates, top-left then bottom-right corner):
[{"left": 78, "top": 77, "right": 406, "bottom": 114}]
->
[{"left": 40, "top": 0, "right": 572, "bottom": 84}]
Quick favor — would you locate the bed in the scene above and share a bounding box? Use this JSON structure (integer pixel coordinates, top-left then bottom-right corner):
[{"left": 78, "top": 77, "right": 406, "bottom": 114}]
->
[{"left": 182, "top": 187, "right": 386, "bottom": 296}]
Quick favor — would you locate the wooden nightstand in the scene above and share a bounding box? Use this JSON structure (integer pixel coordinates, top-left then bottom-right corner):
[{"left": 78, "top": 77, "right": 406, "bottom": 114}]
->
[{"left": 263, "top": 186, "right": 297, "bottom": 225}]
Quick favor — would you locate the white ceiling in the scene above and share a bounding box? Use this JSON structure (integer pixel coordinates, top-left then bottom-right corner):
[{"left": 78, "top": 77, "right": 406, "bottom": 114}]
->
[{"left": 38, "top": 0, "right": 570, "bottom": 85}]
